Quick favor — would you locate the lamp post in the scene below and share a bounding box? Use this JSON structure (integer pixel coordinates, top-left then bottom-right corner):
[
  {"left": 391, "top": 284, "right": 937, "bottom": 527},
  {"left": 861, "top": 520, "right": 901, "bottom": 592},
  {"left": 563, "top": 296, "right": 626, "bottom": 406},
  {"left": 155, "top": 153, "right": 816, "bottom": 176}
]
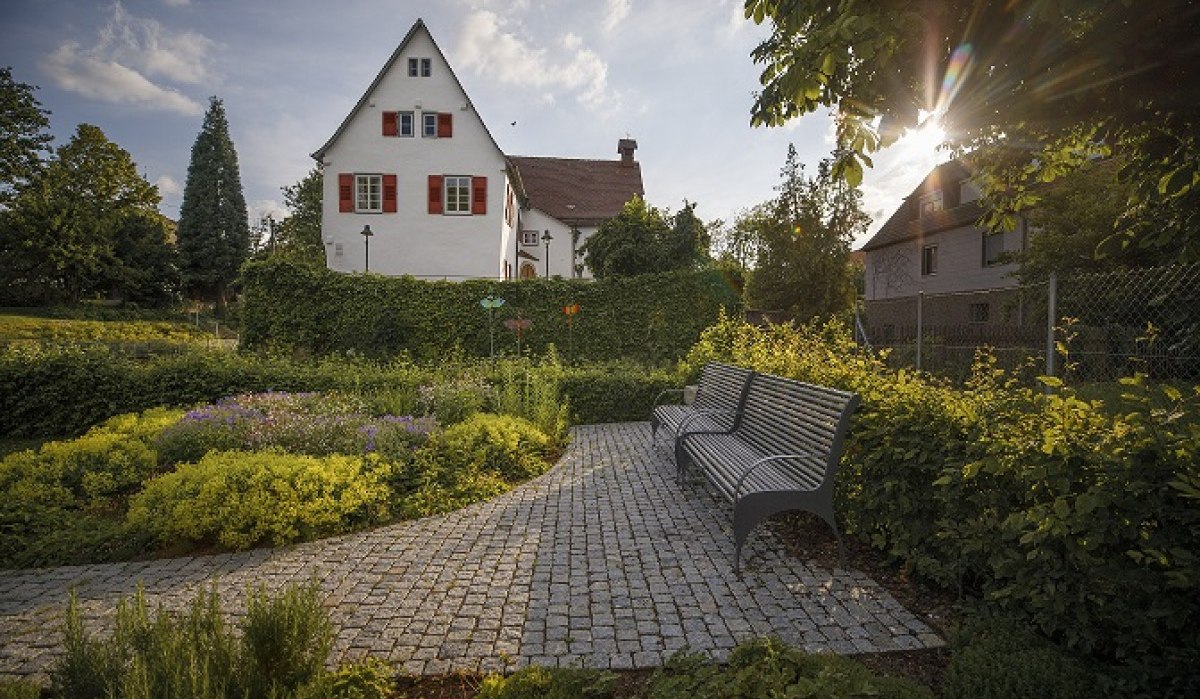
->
[
  {"left": 541, "top": 230, "right": 553, "bottom": 277},
  {"left": 360, "top": 224, "right": 373, "bottom": 272}
]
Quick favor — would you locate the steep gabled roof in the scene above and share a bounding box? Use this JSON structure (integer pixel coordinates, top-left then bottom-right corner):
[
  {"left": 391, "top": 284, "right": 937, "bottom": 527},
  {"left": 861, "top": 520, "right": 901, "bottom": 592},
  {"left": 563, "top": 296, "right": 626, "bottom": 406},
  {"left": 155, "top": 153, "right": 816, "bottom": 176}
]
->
[
  {"left": 507, "top": 156, "right": 644, "bottom": 227},
  {"left": 861, "top": 159, "right": 983, "bottom": 251},
  {"left": 311, "top": 18, "right": 503, "bottom": 161}
]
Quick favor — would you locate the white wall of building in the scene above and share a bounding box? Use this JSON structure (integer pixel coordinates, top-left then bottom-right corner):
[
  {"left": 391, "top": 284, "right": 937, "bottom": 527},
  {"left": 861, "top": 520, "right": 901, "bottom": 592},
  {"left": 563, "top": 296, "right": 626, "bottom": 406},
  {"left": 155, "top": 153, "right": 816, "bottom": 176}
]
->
[
  {"left": 319, "top": 28, "right": 509, "bottom": 279},
  {"left": 865, "top": 221, "right": 1025, "bottom": 301},
  {"left": 514, "top": 208, "right": 598, "bottom": 279}
]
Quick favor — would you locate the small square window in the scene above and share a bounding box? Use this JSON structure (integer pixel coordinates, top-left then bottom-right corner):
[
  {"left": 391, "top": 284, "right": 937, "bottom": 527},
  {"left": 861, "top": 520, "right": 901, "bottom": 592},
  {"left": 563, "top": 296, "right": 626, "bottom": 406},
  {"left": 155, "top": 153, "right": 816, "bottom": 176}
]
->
[
  {"left": 444, "top": 176, "right": 471, "bottom": 214},
  {"left": 420, "top": 58, "right": 431, "bottom": 77},
  {"left": 422, "top": 113, "right": 437, "bottom": 138},
  {"left": 983, "top": 232, "right": 1005, "bottom": 267},
  {"left": 969, "top": 303, "right": 990, "bottom": 324},
  {"left": 399, "top": 111, "right": 414, "bottom": 137},
  {"left": 919, "top": 191, "right": 943, "bottom": 219},
  {"left": 407, "top": 58, "right": 418, "bottom": 77},
  {"left": 520, "top": 230, "right": 539, "bottom": 246},
  {"left": 921, "top": 244, "right": 938, "bottom": 276},
  {"left": 355, "top": 174, "right": 382, "bottom": 213}
]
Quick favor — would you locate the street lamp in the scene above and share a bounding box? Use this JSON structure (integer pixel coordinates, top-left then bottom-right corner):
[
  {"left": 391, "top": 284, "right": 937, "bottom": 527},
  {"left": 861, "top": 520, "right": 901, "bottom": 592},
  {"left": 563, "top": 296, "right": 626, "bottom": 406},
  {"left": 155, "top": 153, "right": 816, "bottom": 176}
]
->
[
  {"left": 360, "top": 224, "right": 373, "bottom": 272},
  {"left": 541, "top": 229, "right": 553, "bottom": 277}
]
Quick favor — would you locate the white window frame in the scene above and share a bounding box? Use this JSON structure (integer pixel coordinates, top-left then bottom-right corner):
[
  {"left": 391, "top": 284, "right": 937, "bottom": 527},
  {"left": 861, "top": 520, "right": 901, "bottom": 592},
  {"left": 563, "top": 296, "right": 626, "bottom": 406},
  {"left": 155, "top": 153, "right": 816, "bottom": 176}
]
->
[
  {"left": 444, "top": 176, "right": 471, "bottom": 215},
  {"left": 399, "top": 111, "right": 414, "bottom": 137},
  {"left": 520, "top": 230, "right": 539, "bottom": 246},
  {"left": 407, "top": 58, "right": 419, "bottom": 77},
  {"left": 422, "top": 112, "right": 437, "bottom": 138},
  {"left": 921, "top": 244, "right": 938, "bottom": 276},
  {"left": 420, "top": 58, "right": 432, "bottom": 77},
  {"left": 355, "top": 174, "right": 382, "bottom": 213}
]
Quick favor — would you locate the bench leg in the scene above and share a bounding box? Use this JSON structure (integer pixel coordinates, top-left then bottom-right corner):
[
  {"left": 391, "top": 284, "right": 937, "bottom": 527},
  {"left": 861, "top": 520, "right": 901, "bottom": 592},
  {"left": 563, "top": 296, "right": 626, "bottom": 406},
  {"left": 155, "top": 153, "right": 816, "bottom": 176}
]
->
[{"left": 734, "top": 492, "right": 845, "bottom": 574}]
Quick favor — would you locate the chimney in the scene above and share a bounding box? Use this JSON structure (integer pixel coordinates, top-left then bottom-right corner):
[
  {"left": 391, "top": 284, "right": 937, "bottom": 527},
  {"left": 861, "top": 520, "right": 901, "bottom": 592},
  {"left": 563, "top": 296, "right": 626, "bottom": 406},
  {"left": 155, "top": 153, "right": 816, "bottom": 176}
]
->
[{"left": 617, "top": 138, "right": 637, "bottom": 166}]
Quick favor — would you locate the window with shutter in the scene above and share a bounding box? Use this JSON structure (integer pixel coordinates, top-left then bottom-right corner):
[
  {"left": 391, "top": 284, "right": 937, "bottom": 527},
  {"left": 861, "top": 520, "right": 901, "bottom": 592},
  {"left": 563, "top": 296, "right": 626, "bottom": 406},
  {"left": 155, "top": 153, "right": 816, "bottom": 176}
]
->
[
  {"left": 382, "top": 174, "right": 397, "bottom": 213},
  {"left": 399, "top": 111, "right": 414, "bottom": 137},
  {"left": 382, "top": 111, "right": 398, "bottom": 137},
  {"left": 437, "top": 112, "right": 453, "bottom": 138},
  {"left": 428, "top": 175, "right": 443, "bottom": 214},
  {"left": 471, "top": 176, "right": 487, "bottom": 215},
  {"left": 338, "top": 174, "right": 354, "bottom": 213}
]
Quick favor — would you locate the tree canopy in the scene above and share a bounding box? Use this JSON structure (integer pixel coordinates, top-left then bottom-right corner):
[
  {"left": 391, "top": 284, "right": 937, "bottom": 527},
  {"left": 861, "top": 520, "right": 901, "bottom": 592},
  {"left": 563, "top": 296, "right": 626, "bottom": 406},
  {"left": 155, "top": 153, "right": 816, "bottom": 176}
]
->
[
  {"left": 742, "top": 145, "right": 867, "bottom": 321},
  {"left": 271, "top": 167, "right": 325, "bottom": 266},
  {"left": 177, "top": 97, "right": 250, "bottom": 305},
  {"left": 746, "top": 0, "right": 1200, "bottom": 258},
  {"left": 0, "top": 66, "right": 53, "bottom": 208},
  {"left": 580, "top": 196, "right": 710, "bottom": 278}
]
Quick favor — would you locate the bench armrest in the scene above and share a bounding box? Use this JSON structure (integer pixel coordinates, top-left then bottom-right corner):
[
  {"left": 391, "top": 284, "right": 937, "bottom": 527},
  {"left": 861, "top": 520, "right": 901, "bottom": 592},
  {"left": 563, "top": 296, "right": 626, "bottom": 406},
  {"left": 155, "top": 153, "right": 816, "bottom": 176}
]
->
[
  {"left": 733, "top": 453, "right": 815, "bottom": 500},
  {"left": 675, "top": 408, "right": 739, "bottom": 437},
  {"left": 652, "top": 388, "right": 686, "bottom": 408}
]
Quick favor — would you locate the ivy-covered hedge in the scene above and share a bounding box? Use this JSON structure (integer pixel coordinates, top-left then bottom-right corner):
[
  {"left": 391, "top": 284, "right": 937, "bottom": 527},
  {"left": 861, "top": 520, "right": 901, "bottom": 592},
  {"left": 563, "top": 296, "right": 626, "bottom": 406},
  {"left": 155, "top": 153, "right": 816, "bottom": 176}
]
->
[
  {"left": 683, "top": 316, "right": 1200, "bottom": 692},
  {"left": 239, "top": 258, "right": 740, "bottom": 364}
]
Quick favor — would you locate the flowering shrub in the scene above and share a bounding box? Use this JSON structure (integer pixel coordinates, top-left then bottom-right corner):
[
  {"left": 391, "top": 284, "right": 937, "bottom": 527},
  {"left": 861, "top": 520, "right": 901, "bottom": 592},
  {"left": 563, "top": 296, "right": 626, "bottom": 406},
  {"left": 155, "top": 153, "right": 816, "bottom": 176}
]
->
[{"left": 153, "top": 391, "right": 436, "bottom": 465}]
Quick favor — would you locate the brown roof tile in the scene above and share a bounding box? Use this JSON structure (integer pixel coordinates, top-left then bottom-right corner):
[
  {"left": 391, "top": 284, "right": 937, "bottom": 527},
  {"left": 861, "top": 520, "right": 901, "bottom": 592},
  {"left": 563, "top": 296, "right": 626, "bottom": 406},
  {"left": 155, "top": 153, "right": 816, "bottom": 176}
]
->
[{"left": 508, "top": 156, "right": 644, "bottom": 227}]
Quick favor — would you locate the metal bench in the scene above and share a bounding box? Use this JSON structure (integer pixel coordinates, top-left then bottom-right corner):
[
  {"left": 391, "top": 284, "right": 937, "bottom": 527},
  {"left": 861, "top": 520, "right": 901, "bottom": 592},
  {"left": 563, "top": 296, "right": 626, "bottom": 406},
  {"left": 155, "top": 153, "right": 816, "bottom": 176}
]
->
[
  {"left": 650, "top": 362, "right": 754, "bottom": 444},
  {"left": 676, "top": 372, "right": 859, "bottom": 573}
]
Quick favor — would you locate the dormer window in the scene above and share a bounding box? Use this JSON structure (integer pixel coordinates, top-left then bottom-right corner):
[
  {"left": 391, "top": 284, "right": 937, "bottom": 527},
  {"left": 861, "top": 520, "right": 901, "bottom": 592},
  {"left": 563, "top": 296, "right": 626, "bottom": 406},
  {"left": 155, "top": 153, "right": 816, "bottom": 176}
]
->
[{"left": 919, "top": 191, "right": 943, "bottom": 219}]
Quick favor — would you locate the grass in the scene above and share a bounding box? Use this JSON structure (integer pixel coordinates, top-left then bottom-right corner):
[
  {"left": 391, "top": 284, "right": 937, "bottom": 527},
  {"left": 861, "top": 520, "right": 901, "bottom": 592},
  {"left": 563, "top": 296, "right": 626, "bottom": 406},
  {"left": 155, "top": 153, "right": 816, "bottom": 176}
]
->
[{"left": 0, "top": 313, "right": 215, "bottom": 344}]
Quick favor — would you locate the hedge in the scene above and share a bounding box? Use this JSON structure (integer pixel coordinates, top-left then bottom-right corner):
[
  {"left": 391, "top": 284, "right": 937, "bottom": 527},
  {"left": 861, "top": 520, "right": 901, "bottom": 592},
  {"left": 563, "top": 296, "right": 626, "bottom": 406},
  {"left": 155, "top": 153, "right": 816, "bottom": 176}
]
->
[
  {"left": 0, "top": 345, "right": 677, "bottom": 438},
  {"left": 239, "top": 258, "right": 740, "bottom": 364},
  {"left": 683, "top": 316, "right": 1200, "bottom": 692}
]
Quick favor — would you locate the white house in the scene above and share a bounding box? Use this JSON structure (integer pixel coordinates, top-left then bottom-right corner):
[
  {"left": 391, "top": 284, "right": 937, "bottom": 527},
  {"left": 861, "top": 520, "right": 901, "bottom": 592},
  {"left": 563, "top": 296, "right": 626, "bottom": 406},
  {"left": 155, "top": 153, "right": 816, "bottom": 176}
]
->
[{"left": 312, "top": 19, "right": 643, "bottom": 280}]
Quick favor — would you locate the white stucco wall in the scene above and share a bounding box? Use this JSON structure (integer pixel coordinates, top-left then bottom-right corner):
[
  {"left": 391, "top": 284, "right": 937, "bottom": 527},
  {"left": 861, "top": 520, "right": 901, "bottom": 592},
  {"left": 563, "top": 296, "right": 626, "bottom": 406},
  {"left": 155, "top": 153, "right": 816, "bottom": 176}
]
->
[
  {"left": 513, "top": 208, "right": 597, "bottom": 279},
  {"left": 865, "top": 221, "right": 1024, "bottom": 301},
  {"left": 318, "top": 28, "right": 509, "bottom": 279}
]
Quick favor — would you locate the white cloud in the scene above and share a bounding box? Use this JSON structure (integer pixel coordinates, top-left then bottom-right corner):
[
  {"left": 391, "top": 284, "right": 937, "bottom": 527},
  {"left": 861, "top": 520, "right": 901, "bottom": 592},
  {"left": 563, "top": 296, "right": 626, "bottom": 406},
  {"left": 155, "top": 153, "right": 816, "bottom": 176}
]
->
[
  {"left": 602, "top": 0, "right": 632, "bottom": 34},
  {"left": 248, "top": 199, "right": 289, "bottom": 225},
  {"left": 162, "top": 0, "right": 190, "bottom": 6},
  {"left": 41, "top": 2, "right": 212, "bottom": 114},
  {"left": 43, "top": 42, "right": 204, "bottom": 115},
  {"left": 455, "top": 10, "right": 616, "bottom": 109},
  {"left": 154, "top": 174, "right": 183, "bottom": 196}
]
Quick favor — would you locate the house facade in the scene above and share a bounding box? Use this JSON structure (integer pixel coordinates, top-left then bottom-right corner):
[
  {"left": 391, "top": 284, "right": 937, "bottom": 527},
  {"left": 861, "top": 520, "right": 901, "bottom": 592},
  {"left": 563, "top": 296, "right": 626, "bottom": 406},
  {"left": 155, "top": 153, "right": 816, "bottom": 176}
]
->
[
  {"left": 312, "top": 19, "right": 642, "bottom": 280},
  {"left": 861, "top": 159, "right": 1029, "bottom": 336}
]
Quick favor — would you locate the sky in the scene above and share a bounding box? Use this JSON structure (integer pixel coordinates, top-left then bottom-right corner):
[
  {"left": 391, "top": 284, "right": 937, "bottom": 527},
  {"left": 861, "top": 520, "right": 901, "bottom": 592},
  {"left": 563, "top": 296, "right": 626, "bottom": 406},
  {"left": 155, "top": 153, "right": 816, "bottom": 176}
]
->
[{"left": 1, "top": 0, "right": 951, "bottom": 249}]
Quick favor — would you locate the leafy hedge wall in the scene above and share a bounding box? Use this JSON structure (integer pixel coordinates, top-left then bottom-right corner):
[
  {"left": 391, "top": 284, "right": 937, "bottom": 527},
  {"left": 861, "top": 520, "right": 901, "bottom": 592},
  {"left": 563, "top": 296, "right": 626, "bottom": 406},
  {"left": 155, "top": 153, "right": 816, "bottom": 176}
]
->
[
  {"left": 239, "top": 258, "right": 740, "bottom": 364},
  {"left": 683, "top": 316, "right": 1200, "bottom": 692}
]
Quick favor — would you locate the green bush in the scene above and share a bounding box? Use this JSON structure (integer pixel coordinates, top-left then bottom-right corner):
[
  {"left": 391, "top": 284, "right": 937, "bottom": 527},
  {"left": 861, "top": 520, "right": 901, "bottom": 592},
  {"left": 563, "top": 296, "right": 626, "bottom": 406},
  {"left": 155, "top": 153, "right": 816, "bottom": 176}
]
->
[
  {"left": 683, "top": 316, "right": 1200, "bottom": 684},
  {"left": 558, "top": 362, "right": 678, "bottom": 424},
  {"left": 127, "top": 451, "right": 395, "bottom": 549},
  {"left": 435, "top": 413, "right": 556, "bottom": 482},
  {"left": 239, "top": 257, "right": 740, "bottom": 363},
  {"left": 476, "top": 666, "right": 616, "bottom": 699},
  {"left": 0, "top": 680, "right": 40, "bottom": 699},
  {"left": 644, "top": 637, "right": 932, "bottom": 699},
  {"left": 942, "top": 617, "right": 1101, "bottom": 699},
  {"left": 52, "top": 581, "right": 338, "bottom": 699}
]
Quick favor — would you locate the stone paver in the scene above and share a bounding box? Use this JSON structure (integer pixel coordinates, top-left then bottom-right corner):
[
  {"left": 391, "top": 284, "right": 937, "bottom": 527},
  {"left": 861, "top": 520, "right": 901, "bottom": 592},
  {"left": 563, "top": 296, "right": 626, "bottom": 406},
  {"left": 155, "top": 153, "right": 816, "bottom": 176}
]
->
[{"left": 0, "top": 422, "right": 942, "bottom": 681}]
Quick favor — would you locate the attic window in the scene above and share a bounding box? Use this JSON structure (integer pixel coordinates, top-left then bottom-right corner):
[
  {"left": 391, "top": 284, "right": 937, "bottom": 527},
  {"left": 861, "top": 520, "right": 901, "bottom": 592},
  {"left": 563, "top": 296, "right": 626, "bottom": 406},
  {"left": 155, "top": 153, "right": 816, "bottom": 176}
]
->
[
  {"left": 520, "top": 230, "right": 539, "bottom": 246},
  {"left": 408, "top": 57, "right": 431, "bottom": 77},
  {"left": 919, "top": 191, "right": 943, "bottom": 219}
]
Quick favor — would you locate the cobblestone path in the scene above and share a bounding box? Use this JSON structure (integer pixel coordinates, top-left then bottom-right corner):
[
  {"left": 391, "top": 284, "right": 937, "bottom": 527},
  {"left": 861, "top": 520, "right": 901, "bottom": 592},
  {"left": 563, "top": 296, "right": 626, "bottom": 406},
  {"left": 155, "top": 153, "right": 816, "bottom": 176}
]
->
[{"left": 0, "top": 422, "right": 942, "bottom": 681}]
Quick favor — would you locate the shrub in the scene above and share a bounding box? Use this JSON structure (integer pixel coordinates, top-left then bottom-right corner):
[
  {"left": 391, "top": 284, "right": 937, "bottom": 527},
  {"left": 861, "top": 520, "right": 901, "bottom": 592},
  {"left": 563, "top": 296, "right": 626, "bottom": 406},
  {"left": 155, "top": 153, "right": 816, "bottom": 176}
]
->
[
  {"left": 644, "top": 637, "right": 932, "bottom": 699},
  {"left": 434, "top": 413, "right": 556, "bottom": 482},
  {"left": 476, "top": 666, "right": 616, "bottom": 699},
  {"left": 51, "top": 580, "right": 338, "bottom": 699},
  {"left": 683, "top": 316, "right": 1200, "bottom": 683},
  {"left": 941, "top": 617, "right": 1101, "bottom": 699},
  {"left": 0, "top": 680, "right": 40, "bottom": 699},
  {"left": 127, "top": 451, "right": 395, "bottom": 549},
  {"left": 558, "top": 362, "right": 677, "bottom": 424}
]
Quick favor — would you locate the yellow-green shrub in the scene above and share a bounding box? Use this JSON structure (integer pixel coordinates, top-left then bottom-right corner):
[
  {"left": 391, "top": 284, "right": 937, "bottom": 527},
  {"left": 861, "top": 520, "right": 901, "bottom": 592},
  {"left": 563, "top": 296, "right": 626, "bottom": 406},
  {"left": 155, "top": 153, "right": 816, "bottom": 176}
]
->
[
  {"left": 127, "top": 451, "right": 395, "bottom": 549},
  {"left": 434, "top": 413, "right": 556, "bottom": 482}
]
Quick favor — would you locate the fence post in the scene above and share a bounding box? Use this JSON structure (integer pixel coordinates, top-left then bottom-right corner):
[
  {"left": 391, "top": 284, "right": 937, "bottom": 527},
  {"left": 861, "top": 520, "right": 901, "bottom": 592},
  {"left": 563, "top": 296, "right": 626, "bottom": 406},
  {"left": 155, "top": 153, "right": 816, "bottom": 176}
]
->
[
  {"left": 1045, "top": 272, "right": 1057, "bottom": 378},
  {"left": 916, "top": 291, "right": 924, "bottom": 371}
]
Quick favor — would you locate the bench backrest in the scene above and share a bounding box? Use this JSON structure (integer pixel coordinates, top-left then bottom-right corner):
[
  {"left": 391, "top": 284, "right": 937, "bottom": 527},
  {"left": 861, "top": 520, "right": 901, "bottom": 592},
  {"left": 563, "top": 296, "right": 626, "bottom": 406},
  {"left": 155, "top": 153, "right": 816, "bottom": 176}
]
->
[
  {"left": 693, "top": 362, "right": 755, "bottom": 413},
  {"left": 736, "top": 373, "right": 859, "bottom": 487}
]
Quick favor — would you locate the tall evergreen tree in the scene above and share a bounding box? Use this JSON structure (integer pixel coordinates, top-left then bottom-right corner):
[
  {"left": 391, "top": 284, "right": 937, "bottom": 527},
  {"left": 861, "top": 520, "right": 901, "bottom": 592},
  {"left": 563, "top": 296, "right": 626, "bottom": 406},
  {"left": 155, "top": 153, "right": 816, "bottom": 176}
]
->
[
  {"left": 0, "top": 66, "right": 54, "bottom": 207},
  {"left": 177, "top": 96, "right": 250, "bottom": 307}
]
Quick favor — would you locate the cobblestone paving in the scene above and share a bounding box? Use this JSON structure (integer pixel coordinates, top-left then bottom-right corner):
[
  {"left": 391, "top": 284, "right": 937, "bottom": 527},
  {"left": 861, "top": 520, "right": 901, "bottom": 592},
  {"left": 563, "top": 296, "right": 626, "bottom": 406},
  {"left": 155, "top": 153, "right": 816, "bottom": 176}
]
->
[{"left": 0, "top": 422, "right": 942, "bottom": 681}]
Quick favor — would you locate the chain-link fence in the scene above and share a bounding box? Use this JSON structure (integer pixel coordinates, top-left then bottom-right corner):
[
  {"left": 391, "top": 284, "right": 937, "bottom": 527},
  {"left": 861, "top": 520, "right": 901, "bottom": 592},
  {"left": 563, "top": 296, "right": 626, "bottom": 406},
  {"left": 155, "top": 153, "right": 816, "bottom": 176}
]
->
[{"left": 858, "top": 263, "right": 1200, "bottom": 384}]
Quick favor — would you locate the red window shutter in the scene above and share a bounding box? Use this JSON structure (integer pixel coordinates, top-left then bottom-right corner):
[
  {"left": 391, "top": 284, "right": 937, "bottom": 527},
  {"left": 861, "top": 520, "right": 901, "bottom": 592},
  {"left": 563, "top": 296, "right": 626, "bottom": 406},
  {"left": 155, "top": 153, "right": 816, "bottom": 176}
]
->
[
  {"left": 382, "top": 111, "right": 398, "bottom": 137},
  {"left": 437, "top": 112, "right": 453, "bottom": 138},
  {"left": 382, "top": 174, "right": 397, "bottom": 213},
  {"left": 338, "top": 173, "right": 354, "bottom": 212},
  {"left": 471, "top": 176, "right": 487, "bottom": 215},
  {"left": 428, "top": 175, "right": 443, "bottom": 214}
]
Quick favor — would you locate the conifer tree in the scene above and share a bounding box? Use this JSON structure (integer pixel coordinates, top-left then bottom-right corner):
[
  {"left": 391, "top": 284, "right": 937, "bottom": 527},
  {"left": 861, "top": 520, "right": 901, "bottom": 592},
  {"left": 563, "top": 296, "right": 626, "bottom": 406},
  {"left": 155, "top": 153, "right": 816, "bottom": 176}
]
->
[{"left": 177, "top": 96, "right": 250, "bottom": 307}]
